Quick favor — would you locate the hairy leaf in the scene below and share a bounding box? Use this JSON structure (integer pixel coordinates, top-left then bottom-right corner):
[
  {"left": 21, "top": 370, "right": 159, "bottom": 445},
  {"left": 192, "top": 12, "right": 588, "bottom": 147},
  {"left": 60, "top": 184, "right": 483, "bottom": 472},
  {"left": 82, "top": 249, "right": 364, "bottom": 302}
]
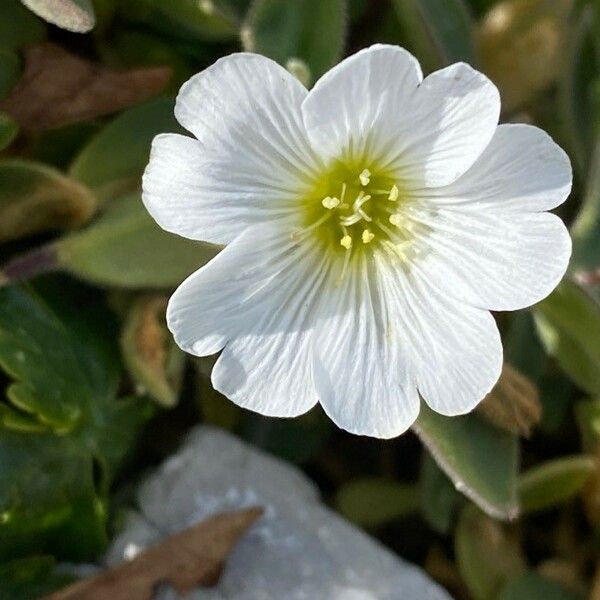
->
[
  {"left": 243, "top": 0, "right": 347, "bottom": 84},
  {"left": 391, "top": 0, "right": 476, "bottom": 73},
  {"left": 534, "top": 280, "right": 600, "bottom": 396},
  {"left": 0, "top": 160, "right": 96, "bottom": 244},
  {"left": 414, "top": 405, "right": 519, "bottom": 520}
]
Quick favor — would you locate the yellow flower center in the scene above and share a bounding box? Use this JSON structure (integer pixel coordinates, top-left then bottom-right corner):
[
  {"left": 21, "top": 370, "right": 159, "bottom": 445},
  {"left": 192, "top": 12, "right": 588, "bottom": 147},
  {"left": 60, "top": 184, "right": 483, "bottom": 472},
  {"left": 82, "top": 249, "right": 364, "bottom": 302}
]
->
[{"left": 293, "top": 159, "right": 420, "bottom": 277}]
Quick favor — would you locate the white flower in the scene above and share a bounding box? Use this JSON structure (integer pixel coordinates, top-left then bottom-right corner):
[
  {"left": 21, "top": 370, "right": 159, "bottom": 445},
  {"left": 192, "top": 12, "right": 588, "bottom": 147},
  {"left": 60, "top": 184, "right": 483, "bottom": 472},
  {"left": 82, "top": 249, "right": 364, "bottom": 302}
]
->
[{"left": 142, "top": 45, "right": 572, "bottom": 438}]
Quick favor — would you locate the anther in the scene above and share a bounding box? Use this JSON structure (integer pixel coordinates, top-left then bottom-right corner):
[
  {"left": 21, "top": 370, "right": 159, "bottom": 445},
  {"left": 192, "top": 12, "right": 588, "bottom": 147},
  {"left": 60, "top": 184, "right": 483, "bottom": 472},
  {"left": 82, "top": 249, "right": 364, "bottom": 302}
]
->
[
  {"left": 321, "top": 196, "right": 340, "bottom": 210},
  {"left": 388, "top": 185, "right": 399, "bottom": 201},
  {"left": 359, "top": 169, "right": 371, "bottom": 186},
  {"left": 362, "top": 229, "right": 375, "bottom": 244},
  {"left": 389, "top": 213, "right": 403, "bottom": 227},
  {"left": 340, "top": 235, "right": 352, "bottom": 249}
]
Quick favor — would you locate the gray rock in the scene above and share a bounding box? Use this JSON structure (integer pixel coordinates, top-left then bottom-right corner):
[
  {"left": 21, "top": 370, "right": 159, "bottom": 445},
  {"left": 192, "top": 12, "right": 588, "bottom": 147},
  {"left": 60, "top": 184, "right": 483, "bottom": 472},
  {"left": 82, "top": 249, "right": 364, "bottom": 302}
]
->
[{"left": 106, "top": 426, "right": 451, "bottom": 600}]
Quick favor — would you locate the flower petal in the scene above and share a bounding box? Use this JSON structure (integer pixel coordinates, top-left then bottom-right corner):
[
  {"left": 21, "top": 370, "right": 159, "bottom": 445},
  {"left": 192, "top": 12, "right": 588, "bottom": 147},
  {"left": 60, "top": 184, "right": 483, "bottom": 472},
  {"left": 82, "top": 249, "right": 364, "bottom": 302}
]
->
[
  {"left": 302, "top": 44, "right": 423, "bottom": 166},
  {"left": 143, "top": 53, "right": 321, "bottom": 244},
  {"left": 413, "top": 207, "right": 571, "bottom": 311},
  {"left": 211, "top": 253, "right": 328, "bottom": 417},
  {"left": 379, "top": 260, "right": 503, "bottom": 416},
  {"left": 303, "top": 46, "right": 500, "bottom": 187},
  {"left": 423, "top": 124, "right": 572, "bottom": 212},
  {"left": 168, "top": 223, "right": 324, "bottom": 416},
  {"left": 312, "top": 254, "right": 420, "bottom": 438}
]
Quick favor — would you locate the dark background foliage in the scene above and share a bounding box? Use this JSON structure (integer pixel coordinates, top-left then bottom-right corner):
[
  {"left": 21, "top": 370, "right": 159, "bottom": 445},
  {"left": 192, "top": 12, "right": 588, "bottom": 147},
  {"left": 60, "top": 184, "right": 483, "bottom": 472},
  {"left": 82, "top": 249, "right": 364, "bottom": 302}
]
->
[{"left": 0, "top": 0, "right": 599, "bottom": 598}]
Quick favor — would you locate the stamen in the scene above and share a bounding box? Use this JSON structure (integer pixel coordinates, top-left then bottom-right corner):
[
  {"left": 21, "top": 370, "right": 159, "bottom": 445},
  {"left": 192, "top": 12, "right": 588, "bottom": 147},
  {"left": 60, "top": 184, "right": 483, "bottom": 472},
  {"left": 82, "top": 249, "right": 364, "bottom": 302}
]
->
[
  {"left": 338, "top": 243, "right": 352, "bottom": 283},
  {"left": 340, "top": 234, "right": 352, "bottom": 249},
  {"left": 358, "top": 208, "right": 372, "bottom": 222},
  {"left": 322, "top": 196, "right": 340, "bottom": 210},
  {"left": 389, "top": 213, "right": 403, "bottom": 227},
  {"left": 291, "top": 211, "right": 332, "bottom": 240},
  {"left": 340, "top": 182, "right": 347, "bottom": 203},
  {"left": 362, "top": 229, "right": 375, "bottom": 244},
  {"left": 340, "top": 213, "right": 363, "bottom": 227},
  {"left": 388, "top": 185, "right": 399, "bottom": 201},
  {"left": 359, "top": 168, "right": 371, "bottom": 186}
]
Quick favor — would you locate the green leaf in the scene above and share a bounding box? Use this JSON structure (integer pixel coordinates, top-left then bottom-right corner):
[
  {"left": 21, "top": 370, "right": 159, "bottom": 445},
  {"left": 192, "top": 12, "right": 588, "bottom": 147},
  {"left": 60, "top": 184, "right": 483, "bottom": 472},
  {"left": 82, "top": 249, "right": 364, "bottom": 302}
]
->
[
  {"left": 557, "top": 5, "right": 599, "bottom": 178},
  {"left": 391, "top": 0, "right": 476, "bottom": 73},
  {"left": 533, "top": 280, "right": 600, "bottom": 396},
  {"left": 55, "top": 194, "right": 219, "bottom": 288},
  {"left": 242, "top": 0, "right": 348, "bottom": 84},
  {"left": 0, "top": 160, "right": 96, "bottom": 244},
  {"left": 335, "top": 478, "right": 419, "bottom": 528},
  {"left": 455, "top": 506, "right": 526, "bottom": 600},
  {"left": 498, "top": 572, "right": 583, "bottom": 600},
  {"left": 519, "top": 455, "right": 595, "bottom": 514},
  {"left": 0, "top": 112, "right": 18, "bottom": 151},
  {"left": 69, "top": 97, "right": 178, "bottom": 199},
  {"left": 0, "top": 48, "right": 21, "bottom": 100},
  {"left": 121, "top": 0, "right": 238, "bottom": 43},
  {"left": 571, "top": 131, "right": 600, "bottom": 272},
  {"left": 20, "top": 0, "right": 95, "bottom": 33},
  {"left": 0, "top": 556, "right": 73, "bottom": 600},
  {"left": 121, "top": 295, "right": 184, "bottom": 407},
  {"left": 0, "top": 280, "right": 152, "bottom": 561},
  {"left": 420, "top": 453, "right": 459, "bottom": 534},
  {"left": 0, "top": 0, "right": 47, "bottom": 52},
  {"left": 413, "top": 405, "right": 519, "bottom": 520}
]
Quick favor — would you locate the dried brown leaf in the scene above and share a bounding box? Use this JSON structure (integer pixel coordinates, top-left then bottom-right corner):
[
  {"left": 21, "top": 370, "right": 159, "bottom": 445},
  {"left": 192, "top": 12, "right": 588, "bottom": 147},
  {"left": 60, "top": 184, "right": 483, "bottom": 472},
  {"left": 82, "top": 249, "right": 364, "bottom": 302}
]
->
[
  {"left": 43, "top": 508, "right": 263, "bottom": 600},
  {"left": 0, "top": 43, "right": 171, "bottom": 130},
  {"left": 476, "top": 362, "right": 541, "bottom": 437}
]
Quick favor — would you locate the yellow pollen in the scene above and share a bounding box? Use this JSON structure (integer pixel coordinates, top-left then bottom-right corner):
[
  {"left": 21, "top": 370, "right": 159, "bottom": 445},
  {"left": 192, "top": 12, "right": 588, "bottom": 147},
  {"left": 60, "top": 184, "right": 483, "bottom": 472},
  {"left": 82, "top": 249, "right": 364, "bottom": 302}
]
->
[
  {"left": 362, "top": 229, "right": 375, "bottom": 244},
  {"left": 321, "top": 196, "right": 341, "bottom": 210},
  {"left": 340, "top": 235, "right": 352, "bottom": 249},
  {"left": 359, "top": 169, "right": 371, "bottom": 186},
  {"left": 389, "top": 213, "right": 404, "bottom": 227},
  {"left": 388, "top": 185, "right": 399, "bottom": 201}
]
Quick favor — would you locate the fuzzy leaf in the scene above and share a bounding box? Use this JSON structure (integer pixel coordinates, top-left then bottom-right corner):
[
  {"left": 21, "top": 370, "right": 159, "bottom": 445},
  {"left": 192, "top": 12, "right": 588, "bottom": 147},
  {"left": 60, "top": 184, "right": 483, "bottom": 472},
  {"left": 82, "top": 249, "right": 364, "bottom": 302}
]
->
[
  {"left": 391, "top": 0, "right": 476, "bottom": 73},
  {"left": 519, "top": 455, "right": 595, "bottom": 514},
  {"left": 0, "top": 160, "right": 96, "bottom": 244},
  {"left": 420, "top": 453, "right": 459, "bottom": 534},
  {"left": 55, "top": 194, "right": 219, "bottom": 288},
  {"left": 413, "top": 405, "right": 519, "bottom": 520},
  {"left": 455, "top": 506, "right": 526, "bottom": 600},
  {"left": 533, "top": 280, "right": 600, "bottom": 396},
  {"left": 571, "top": 131, "right": 600, "bottom": 273},
  {"left": 121, "top": 0, "right": 239, "bottom": 43},
  {"left": 242, "top": 0, "right": 347, "bottom": 84},
  {"left": 69, "top": 97, "right": 178, "bottom": 196}
]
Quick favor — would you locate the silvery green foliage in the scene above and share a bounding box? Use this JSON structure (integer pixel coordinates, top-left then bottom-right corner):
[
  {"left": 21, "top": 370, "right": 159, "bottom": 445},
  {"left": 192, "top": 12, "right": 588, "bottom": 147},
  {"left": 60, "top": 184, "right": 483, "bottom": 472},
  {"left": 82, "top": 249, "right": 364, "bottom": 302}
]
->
[{"left": 105, "top": 426, "right": 451, "bottom": 599}]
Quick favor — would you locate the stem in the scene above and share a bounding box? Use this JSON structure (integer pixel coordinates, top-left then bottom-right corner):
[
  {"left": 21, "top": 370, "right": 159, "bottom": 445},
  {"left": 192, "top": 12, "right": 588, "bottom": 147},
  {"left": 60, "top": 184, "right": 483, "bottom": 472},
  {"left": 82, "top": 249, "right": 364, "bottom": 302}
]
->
[{"left": 0, "top": 244, "right": 59, "bottom": 286}]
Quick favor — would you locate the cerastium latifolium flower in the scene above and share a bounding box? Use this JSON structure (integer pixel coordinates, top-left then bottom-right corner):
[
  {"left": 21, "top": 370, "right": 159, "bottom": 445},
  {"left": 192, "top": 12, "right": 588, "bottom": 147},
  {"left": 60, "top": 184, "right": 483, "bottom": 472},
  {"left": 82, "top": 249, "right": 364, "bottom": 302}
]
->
[{"left": 142, "top": 45, "right": 572, "bottom": 438}]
